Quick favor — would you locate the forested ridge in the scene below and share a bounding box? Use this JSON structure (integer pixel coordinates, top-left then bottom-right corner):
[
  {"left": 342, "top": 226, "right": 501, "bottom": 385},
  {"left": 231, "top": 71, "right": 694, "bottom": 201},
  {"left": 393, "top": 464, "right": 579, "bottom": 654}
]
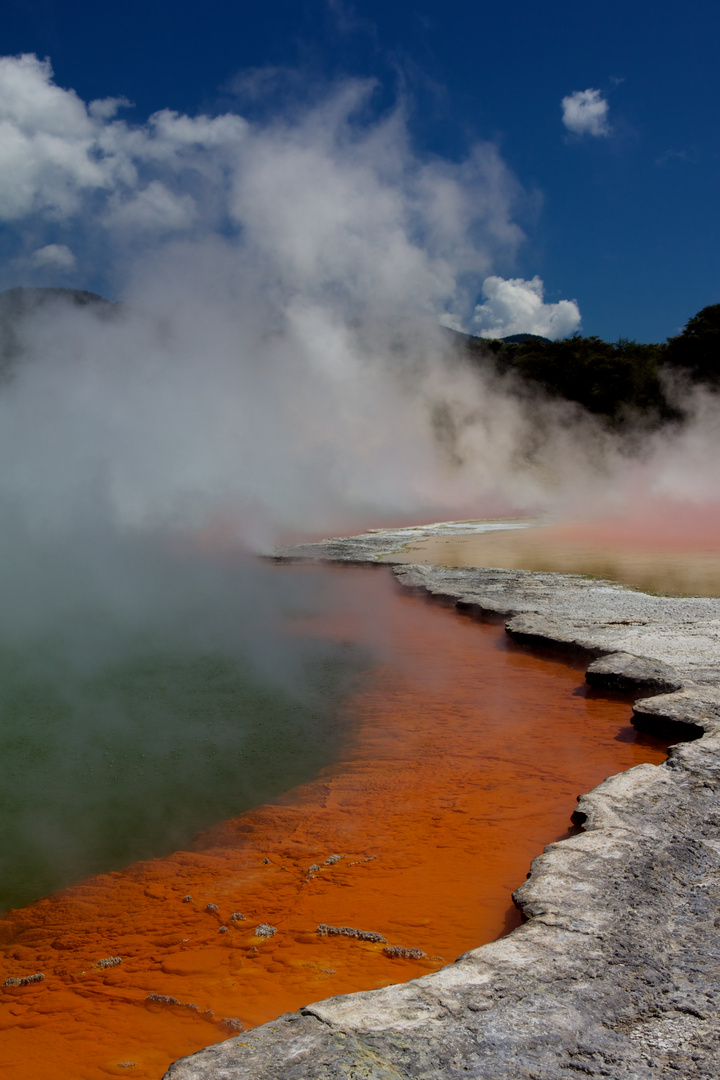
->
[{"left": 455, "top": 302, "right": 720, "bottom": 429}]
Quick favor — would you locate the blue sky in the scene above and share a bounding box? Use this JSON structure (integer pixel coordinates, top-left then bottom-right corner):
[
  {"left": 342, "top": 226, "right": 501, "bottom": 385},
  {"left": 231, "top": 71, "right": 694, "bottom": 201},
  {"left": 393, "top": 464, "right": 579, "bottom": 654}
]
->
[{"left": 2, "top": 0, "right": 719, "bottom": 342}]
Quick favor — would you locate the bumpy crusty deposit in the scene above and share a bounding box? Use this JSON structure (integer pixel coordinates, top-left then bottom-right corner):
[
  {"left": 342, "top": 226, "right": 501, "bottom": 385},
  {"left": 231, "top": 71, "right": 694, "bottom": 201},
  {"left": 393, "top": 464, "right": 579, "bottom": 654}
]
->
[{"left": 166, "top": 533, "right": 720, "bottom": 1079}]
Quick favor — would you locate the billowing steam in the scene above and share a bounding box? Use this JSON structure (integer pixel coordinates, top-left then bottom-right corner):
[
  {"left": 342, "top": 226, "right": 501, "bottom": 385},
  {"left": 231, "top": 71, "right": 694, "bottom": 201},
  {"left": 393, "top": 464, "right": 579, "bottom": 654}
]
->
[
  {"left": 0, "top": 53, "right": 529, "bottom": 538},
  {"left": 3, "top": 54, "right": 718, "bottom": 540},
  {"left": 1, "top": 55, "right": 720, "bottom": 908}
]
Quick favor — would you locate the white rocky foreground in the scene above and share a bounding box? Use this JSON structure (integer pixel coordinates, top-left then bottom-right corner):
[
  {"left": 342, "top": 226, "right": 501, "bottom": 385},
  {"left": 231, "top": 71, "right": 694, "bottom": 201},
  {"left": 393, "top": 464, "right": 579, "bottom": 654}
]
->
[{"left": 165, "top": 535, "right": 720, "bottom": 1079}]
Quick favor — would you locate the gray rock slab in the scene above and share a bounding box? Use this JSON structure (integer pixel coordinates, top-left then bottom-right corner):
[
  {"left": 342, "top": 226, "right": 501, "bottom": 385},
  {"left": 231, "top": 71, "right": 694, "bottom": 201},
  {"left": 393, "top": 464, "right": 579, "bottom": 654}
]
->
[
  {"left": 167, "top": 532, "right": 720, "bottom": 1080},
  {"left": 586, "top": 652, "right": 683, "bottom": 695}
]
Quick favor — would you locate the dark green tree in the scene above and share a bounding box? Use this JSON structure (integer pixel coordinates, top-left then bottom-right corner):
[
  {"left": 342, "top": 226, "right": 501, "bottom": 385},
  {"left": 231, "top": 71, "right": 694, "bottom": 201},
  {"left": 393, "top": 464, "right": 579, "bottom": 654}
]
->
[
  {"left": 455, "top": 332, "right": 675, "bottom": 429},
  {"left": 665, "top": 303, "right": 720, "bottom": 385}
]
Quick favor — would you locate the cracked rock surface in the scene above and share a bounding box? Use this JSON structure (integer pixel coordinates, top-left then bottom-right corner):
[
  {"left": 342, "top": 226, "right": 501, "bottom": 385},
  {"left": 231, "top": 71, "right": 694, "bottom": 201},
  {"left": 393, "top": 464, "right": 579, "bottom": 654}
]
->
[{"left": 166, "top": 538, "right": 720, "bottom": 1079}]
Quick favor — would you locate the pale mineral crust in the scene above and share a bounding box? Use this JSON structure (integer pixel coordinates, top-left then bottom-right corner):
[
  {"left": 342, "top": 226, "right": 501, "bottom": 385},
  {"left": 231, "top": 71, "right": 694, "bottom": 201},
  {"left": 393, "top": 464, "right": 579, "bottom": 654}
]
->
[{"left": 166, "top": 537, "right": 720, "bottom": 1079}]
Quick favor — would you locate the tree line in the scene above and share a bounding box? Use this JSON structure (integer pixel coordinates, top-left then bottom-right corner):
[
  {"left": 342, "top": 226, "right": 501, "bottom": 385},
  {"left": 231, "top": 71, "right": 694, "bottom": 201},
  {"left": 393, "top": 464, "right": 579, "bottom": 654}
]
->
[{"left": 456, "top": 303, "right": 720, "bottom": 429}]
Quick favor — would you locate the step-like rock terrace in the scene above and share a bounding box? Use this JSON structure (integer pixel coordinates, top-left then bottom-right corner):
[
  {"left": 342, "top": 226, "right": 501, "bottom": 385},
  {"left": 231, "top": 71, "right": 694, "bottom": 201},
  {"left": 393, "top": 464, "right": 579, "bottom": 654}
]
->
[{"left": 166, "top": 536, "right": 720, "bottom": 1080}]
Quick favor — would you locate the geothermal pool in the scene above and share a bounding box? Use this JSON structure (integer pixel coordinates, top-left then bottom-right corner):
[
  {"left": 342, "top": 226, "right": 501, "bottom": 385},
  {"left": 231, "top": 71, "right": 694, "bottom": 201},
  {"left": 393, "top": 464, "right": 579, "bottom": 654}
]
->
[
  {"left": 0, "top": 551, "right": 363, "bottom": 914},
  {"left": 0, "top": 559, "right": 671, "bottom": 1080},
  {"left": 382, "top": 511, "right": 720, "bottom": 597}
]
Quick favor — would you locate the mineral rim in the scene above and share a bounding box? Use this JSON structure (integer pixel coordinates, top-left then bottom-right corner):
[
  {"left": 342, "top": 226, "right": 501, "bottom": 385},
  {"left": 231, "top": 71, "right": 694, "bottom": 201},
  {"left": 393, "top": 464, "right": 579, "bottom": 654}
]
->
[{"left": 165, "top": 528, "right": 720, "bottom": 1079}]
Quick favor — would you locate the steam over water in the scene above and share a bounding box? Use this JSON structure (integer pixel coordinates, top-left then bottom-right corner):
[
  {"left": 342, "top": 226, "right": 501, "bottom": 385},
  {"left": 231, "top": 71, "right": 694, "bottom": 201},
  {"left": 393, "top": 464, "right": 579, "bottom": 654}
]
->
[
  {"left": 3, "top": 55, "right": 720, "bottom": 538},
  {"left": 1, "top": 56, "right": 720, "bottom": 915},
  {"left": 0, "top": 532, "right": 369, "bottom": 911}
]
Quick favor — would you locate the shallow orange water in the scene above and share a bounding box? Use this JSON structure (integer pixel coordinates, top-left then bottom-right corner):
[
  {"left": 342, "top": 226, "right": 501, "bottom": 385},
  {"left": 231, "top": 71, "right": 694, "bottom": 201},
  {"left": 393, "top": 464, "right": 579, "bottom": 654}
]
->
[
  {"left": 384, "top": 500, "right": 720, "bottom": 596},
  {"left": 0, "top": 564, "right": 669, "bottom": 1080}
]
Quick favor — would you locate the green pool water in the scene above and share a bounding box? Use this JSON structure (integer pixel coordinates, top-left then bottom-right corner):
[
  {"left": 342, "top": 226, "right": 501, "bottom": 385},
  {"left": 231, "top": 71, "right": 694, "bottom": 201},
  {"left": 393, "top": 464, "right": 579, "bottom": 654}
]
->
[{"left": 0, "top": 544, "right": 367, "bottom": 912}]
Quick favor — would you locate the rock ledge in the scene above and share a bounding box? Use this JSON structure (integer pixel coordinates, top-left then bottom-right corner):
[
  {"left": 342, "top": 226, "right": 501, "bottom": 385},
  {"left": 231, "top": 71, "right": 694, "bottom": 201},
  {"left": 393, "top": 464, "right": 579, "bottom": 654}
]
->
[{"left": 166, "top": 540, "right": 720, "bottom": 1079}]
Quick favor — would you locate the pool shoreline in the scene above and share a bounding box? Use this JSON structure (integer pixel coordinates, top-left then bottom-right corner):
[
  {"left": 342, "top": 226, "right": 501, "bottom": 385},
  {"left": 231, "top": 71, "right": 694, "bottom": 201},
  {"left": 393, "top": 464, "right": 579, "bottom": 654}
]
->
[{"left": 167, "top": 531, "right": 720, "bottom": 1080}]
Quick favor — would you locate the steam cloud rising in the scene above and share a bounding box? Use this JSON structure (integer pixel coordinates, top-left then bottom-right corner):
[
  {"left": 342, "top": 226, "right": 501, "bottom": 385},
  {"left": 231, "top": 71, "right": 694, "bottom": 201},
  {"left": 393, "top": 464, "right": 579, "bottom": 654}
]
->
[
  {"left": 1, "top": 53, "right": 718, "bottom": 540},
  {"left": 1, "top": 53, "right": 720, "bottom": 906},
  {"left": 1, "top": 54, "right": 554, "bottom": 904},
  {"left": 0, "top": 53, "right": 550, "bottom": 537}
]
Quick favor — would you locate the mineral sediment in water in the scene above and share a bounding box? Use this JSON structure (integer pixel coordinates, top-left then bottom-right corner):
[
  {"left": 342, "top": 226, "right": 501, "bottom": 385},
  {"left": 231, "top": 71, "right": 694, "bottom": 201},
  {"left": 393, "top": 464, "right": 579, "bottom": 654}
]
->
[{"left": 166, "top": 542, "right": 720, "bottom": 1080}]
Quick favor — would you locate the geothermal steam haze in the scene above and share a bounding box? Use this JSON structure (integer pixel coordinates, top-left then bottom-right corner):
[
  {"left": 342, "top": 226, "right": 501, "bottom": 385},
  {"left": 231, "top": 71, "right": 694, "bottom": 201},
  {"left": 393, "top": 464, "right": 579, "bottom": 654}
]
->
[
  {"left": 0, "top": 54, "right": 606, "bottom": 537},
  {"left": 1, "top": 55, "right": 720, "bottom": 906},
  {"left": 4, "top": 53, "right": 719, "bottom": 535}
]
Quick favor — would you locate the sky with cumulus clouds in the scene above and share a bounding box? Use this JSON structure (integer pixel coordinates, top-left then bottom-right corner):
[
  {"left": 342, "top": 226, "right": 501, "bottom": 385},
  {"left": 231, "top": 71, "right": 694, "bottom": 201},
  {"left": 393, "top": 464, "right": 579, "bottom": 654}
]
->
[{"left": 0, "top": 0, "right": 718, "bottom": 343}]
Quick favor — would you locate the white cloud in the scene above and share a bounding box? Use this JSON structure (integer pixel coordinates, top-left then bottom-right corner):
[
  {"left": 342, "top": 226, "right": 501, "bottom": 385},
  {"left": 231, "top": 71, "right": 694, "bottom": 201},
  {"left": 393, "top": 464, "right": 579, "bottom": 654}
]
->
[
  {"left": 0, "top": 53, "right": 91, "bottom": 137},
  {"left": 104, "top": 181, "right": 197, "bottom": 231},
  {"left": 0, "top": 53, "right": 105, "bottom": 219},
  {"left": 561, "top": 88, "right": 610, "bottom": 137},
  {"left": 471, "top": 275, "right": 581, "bottom": 340},
  {"left": 0, "top": 54, "right": 524, "bottom": 298},
  {"left": 147, "top": 109, "right": 247, "bottom": 151},
  {"left": 0, "top": 54, "right": 245, "bottom": 228},
  {"left": 29, "top": 243, "right": 76, "bottom": 269},
  {"left": 88, "top": 96, "right": 131, "bottom": 121}
]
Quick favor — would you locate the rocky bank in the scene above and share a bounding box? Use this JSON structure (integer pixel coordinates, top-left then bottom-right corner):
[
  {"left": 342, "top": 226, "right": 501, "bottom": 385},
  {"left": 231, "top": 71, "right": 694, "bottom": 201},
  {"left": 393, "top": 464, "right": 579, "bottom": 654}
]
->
[{"left": 165, "top": 532, "right": 720, "bottom": 1079}]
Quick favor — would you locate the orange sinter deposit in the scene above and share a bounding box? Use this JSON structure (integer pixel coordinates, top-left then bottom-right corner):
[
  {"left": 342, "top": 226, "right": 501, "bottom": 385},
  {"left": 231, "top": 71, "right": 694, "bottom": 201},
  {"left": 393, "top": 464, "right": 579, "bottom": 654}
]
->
[
  {"left": 0, "top": 563, "right": 670, "bottom": 1080},
  {"left": 385, "top": 500, "right": 720, "bottom": 597}
]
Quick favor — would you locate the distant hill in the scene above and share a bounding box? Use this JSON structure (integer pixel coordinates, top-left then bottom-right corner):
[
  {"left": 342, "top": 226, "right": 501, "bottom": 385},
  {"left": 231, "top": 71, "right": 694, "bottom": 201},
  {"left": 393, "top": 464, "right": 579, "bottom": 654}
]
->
[
  {"left": 0, "top": 287, "right": 115, "bottom": 372},
  {"left": 0, "top": 286, "right": 112, "bottom": 313},
  {"left": 501, "top": 333, "right": 552, "bottom": 345}
]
